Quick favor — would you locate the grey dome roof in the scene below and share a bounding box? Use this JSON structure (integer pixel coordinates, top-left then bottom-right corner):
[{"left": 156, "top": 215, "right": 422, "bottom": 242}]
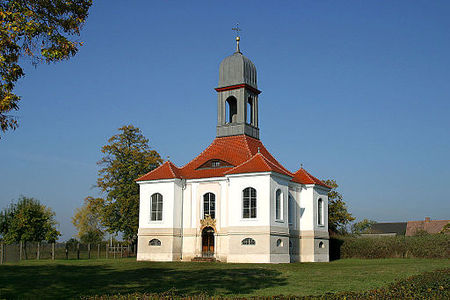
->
[{"left": 218, "top": 52, "right": 257, "bottom": 89}]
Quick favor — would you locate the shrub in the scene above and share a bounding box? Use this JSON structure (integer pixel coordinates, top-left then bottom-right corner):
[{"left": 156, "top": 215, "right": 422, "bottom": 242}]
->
[{"left": 330, "top": 234, "right": 449, "bottom": 259}]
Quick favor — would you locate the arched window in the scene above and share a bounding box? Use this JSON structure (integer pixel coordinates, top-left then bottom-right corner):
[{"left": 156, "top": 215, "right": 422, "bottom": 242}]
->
[
  {"left": 226, "top": 96, "right": 237, "bottom": 123},
  {"left": 149, "top": 239, "right": 161, "bottom": 246},
  {"left": 203, "top": 192, "right": 216, "bottom": 219},
  {"left": 150, "top": 193, "right": 163, "bottom": 221},
  {"left": 319, "top": 241, "right": 325, "bottom": 249},
  {"left": 318, "top": 198, "right": 323, "bottom": 226},
  {"left": 275, "top": 189, "right": 282, "bottom": 220},
  {"left": 243, "top": 187, "right": 257, "bottom": 218},
  {"left": 241, "top": 238, "right": 256, "bottom": 245},
  {"left": 246, "top": 97, "right": 254, "bottom": 125},
  {"left": 288, "top": 195, "right": 295, "bottom": 225}
]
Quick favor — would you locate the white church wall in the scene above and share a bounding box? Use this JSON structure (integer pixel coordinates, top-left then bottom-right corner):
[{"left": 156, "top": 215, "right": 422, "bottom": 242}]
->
[
  {"left": 298, "top": 185, "right": 315, "bottom": 232},
  {"left": 227, "top": 173, "right": 271, "bottom": 227},
  {"left": 270, "top": 174, "right": 291, "bottom": 227},
  {"left": 137, "top": 179, "right": 183, "bottom": 261},
  {"left": 138, "top": 179, "right": 182, "bottom": 229}
]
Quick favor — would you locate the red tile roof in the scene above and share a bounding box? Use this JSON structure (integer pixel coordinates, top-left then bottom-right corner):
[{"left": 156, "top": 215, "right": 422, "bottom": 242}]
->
[
  {"left": 405, "top": 219, "right": 450, "bottom": 236},
  {"left": 178, "top": 134, "right": 290, "bottom": 179},
  {"left": 291, "top": 168, "right": 331, "bottom": 188},
  {"left": 136, "top": 161, "right": 182, "bottom": 181},
  {"left": 136, "top": 134, "right": 328, "bottom": 188},
  {"left": 225, "top": 152, "right": 293, "bottom": 177}
]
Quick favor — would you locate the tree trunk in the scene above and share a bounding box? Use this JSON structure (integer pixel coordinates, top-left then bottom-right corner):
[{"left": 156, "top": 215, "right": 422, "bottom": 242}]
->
[
  {"left": 88, "top": 243, "right": 91, "bottom": 259},
  {"left": 37, "top": 242, "right": 40, "bottom": 260},
  {"left": 52, "top": 243, "right": 55, "bottom": 260},
  {"left": 0, "top": 242, "right": 4, "bottom": 264},
  {"left": 19, "top": 241, "right": 23, "bottom": 261},
  {"left": 24, "top": 241, "right": 28, "bottom": 260}
]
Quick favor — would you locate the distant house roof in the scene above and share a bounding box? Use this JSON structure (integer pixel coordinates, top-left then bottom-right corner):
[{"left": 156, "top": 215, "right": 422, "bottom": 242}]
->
[
  {"left": 368, "top": 222, "right": 407, "bottom": 235},
  {"left": 405, "top": 218, "right": 450, "bottom": 236}
]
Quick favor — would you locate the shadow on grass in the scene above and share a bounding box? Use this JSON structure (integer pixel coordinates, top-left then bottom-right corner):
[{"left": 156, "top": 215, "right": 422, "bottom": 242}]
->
[{"left": 0, "top": 263, "right": 286, "bottom": 298}]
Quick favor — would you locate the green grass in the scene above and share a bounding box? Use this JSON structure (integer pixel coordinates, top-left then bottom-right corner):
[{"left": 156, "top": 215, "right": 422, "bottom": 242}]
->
[{"left": 0, "top": 258, "right": 449, "bottom": 299}]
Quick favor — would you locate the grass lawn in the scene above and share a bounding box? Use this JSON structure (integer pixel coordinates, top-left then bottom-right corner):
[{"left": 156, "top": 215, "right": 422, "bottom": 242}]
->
[{"left": 0, "top": 258, "right": 449, "bottom": 299}]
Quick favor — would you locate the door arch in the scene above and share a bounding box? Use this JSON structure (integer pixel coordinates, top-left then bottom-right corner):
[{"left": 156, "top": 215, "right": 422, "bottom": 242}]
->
[{"left": 201, "top": 226, "right": 215, "bottom": 257}]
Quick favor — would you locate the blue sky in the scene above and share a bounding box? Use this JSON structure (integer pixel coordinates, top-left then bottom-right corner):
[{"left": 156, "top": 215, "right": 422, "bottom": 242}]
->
[{"left": 1, "top": 1, "right": 449, "bottom": 240}]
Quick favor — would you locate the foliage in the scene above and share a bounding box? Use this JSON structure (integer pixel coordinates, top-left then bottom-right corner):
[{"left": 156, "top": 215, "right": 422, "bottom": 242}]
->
[
  {"left": 440, "top": 222, "right": 450, "bottom": 233},
  {"left": 330, "top": 234, "right": 450, "bottom": 259},
  {"left": 311, "top": 268, "right": 450, "bottom": 300},
  {"left": 0, "top": 196, "right": 60, "bottom": 243},
  {"left": 72, "top": 196, "right": 105, "bottom": 244},
  {"left": 351, "top": 218, "right": 377, "bottom": 234},
  {"left": 0, "top": 0, "right": 92, "bottom": 135},
  {"left": 322, "top": 179, "right": 354, "bottom": 234},
  {"left": 64, "top": 238, "right": 79, "bottom": 252},
  {"left": 97, "top": 125, "right": 162, "bottom": 241}
]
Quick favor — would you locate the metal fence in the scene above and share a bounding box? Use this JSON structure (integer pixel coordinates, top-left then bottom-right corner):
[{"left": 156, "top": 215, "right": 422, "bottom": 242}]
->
[{"left": 0, "top": 241, "right": 136, "bottom": 264}]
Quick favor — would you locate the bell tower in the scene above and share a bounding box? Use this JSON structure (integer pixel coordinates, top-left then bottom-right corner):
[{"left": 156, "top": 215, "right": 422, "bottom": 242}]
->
[{"left": 215, "top": 32, "right": 261, "bottom": 139}]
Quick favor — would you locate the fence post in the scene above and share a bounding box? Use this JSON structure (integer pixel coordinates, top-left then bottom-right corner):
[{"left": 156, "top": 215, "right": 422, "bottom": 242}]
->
[
  {"left": 65, "top": 245, "right": 68, "bottom": 260},
  {"left": 0, "top": 241, "right": 4, "bottom": 264},
  {"left": 88, "top": 243, "right": 91, "bottom": 259},
  {"left": 37, "top": 242, "right": 40, "bottom": 260},
  {"left": 77, "top": 243, "right": 80, "bottom": 260},
  {"left": 19, "top": 241, "right": 23, "bottom": 261},
  {"left": 97, "top": 244, "right": 100, "bottom": 259},
  {"left": 52, "top": 243, "right": 55, "bottom": 260}
]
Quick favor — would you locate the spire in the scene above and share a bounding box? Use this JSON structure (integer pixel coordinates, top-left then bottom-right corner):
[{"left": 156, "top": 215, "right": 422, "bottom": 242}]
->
[{"left": 232, "top": 23, "right": 242, "bottom": 53}]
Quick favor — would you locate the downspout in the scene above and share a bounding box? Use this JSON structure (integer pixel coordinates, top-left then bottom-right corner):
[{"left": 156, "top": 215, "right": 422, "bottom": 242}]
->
[{"left": 180, "top": 178, "right": 186, "bottom": 260}]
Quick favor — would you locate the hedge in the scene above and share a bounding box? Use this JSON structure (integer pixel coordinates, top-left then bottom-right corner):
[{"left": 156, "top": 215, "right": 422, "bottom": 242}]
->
[
  {"left": 330, "top": 234, "right": 450, "bottom": 259},
  {"left": 84, "top": 268, "right": 450, "bottom": 299}
]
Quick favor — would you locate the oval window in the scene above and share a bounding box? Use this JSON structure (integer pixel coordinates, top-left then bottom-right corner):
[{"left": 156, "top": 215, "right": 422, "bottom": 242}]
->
[
  {"left": 276, "top": 239, "right": 283, "bottom": 247},
  {"left": 241, "top": 238, "right": 256, "bottom": 245},
  {"left": 149, "top": 239, "right": 161, "bottom": 246}
]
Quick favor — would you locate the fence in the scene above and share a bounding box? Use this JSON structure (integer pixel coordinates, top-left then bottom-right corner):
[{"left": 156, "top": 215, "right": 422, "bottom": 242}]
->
[{"left": 0, "top": 241, "right": 136, "bottom": 264}]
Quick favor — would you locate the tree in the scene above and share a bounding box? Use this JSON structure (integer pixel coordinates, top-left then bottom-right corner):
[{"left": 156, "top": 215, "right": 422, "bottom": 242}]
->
[
  {"left": 97, "top": 125, "right": 162, "bottom": 242},
  {"left": 0, "top": 0, "right": 92, "bottom": 135},
  {"left": 322, "top": 179, "right": 355, "bottom": 234},
  {"left": 351, "top": 218, "right": 377, "bottom": 234},
  {"left": 440, "top": 222, "right": 450, "bottom": 234},
  {"left": 72, "top": 196, "right": 104, "bottom": 244},
  {"left": 0, "top": 196, "right": 60, "bottom": 243}
]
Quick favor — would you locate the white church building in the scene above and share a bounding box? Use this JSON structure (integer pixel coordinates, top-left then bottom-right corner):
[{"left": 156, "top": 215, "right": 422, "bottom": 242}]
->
[{"left": 136, "top": 36, "right": 331, "bottom": 263}]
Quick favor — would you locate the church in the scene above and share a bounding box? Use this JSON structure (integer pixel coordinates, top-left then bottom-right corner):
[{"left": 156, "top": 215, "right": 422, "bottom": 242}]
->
[{"left": 136, "top": 35, "right": 331, "bottom": 263}]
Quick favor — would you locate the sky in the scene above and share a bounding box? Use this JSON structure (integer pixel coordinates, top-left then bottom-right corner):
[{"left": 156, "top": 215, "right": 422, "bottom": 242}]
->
[{"left": 1, "top": 0, "right": 449, "bottom": 241}]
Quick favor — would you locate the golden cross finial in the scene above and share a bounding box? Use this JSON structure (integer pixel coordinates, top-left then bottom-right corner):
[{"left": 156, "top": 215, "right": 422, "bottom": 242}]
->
[{"left": 232, "top": 23, "right": 242, "bottom": 53}]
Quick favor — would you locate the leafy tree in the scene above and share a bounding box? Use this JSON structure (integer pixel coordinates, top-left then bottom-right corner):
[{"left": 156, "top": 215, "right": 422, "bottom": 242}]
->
[
  {"left": 440, "top": 222, "right": 450, "bottom": 234},
  {"left": 97, "top": 125, "right": 162, "bottom": 242},
  {"left": 72, "top": 196, "right": 104, "bottom": 244},
  {"left": 0, "top": 196, "right": 60, "bottom": 243},
  {"left": 0, "top": 0, "right": 92, "bottom": 135},
  {"left": 351, "top": 218, "right": 377, "bottom": 234},
  {"left": 322, "top": 179, "right": 355, "bottom": 234}
]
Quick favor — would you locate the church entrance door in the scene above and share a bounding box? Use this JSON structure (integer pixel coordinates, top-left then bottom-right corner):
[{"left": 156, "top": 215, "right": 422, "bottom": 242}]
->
[{"left": 201, "top": 227, "right": 214, "bottom": 257}]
